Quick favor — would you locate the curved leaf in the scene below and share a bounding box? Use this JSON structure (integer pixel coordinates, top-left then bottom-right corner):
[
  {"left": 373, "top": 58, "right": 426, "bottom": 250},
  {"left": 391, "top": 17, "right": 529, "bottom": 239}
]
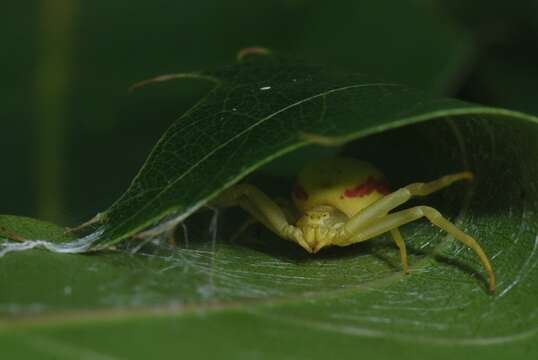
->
[{"left": 89, "top": 57, "right": 537, "bottom": 250}]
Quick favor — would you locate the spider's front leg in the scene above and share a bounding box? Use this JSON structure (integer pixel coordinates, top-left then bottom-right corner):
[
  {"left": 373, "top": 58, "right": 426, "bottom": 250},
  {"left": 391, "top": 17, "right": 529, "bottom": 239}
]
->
[
  {"left": 341, "top": 171, "right": 474, "bottom": 236},
  {"left": 390, "top": 228, "right": 409, "bottom": 274},
  {"left": 334, "top": 171, "right": 495, "bottom": 292},
  {"left": 335, "top": 171, "right": 473, "bottom": 264},
  {"left": 211, "top": 184, "right": 307, "bottom": 249},
  {"left": 342, "top": 206, "right": 495, "bottom": 293}
]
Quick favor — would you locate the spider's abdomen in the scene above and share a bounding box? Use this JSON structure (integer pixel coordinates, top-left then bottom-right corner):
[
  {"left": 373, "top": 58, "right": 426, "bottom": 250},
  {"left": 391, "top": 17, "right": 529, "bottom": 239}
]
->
[{"left": 292, "top": 157, "right": 389, "bottom": 218}]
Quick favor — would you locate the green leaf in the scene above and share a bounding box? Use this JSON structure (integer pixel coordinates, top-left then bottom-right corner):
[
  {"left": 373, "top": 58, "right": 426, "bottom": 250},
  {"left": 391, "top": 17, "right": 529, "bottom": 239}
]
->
[
  {"left": 2, "top": 56, "right": 538, "bottom": 358},
  {"left": 87, "top": 57, "right": 538, "bottom": 250}
]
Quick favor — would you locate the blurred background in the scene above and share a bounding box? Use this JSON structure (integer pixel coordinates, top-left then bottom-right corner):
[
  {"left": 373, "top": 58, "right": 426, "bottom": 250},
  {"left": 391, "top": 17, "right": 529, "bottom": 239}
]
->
[{"left": 2, "top": 0, "right": 537, "bottom": 226}]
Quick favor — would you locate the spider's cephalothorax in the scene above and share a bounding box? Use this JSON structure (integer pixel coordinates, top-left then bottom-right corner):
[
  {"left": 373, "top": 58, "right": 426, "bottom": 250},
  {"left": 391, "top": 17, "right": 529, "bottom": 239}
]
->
[
  {"left": 214, "top": 157, "right": 496, "bottom": 293},
  {"left": 295, "top": 205, "right": 347, "bottom": 253},
  {"left": 290, "top": 158, "right": 390, "bottom": 253}
]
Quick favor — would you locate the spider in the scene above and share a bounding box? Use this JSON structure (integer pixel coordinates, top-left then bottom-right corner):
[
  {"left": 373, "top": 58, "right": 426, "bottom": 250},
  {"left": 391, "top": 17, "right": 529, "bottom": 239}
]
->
[{"left": 213, "top": 157, "right": 495, "bottom": 293}]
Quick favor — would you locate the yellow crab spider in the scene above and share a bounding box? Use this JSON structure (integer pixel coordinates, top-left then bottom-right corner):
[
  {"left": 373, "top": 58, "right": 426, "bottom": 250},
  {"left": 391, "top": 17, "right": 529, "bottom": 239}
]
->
[{"left": 214, "top": 157, "right": 495, "bottom": 293}]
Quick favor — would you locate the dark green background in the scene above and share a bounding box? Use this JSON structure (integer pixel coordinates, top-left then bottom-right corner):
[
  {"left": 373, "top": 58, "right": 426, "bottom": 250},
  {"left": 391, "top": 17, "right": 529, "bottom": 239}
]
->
[{"left": 3, "top": 0, "right": 537, "bottom": 226}]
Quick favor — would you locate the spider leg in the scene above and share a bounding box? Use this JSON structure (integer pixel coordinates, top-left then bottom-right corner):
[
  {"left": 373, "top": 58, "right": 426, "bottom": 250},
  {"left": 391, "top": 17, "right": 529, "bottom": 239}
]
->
[
  {"left": 236, "top": 198, "right": 280, "bottom": 235},
  {"left": 228, "top": 216, "right": 258, "bottom": 244},
  {"left": 340, "top": 205, "right": 495, "bottom": 293},
  {"left": 342, "top": 171, "right": 473, "bottom": 236},
  {"left": 211, "top": 184, "right": 305, "bottom": 247},
  {"left": 390, "top": 228, "right": 409, "bottom": 274}
]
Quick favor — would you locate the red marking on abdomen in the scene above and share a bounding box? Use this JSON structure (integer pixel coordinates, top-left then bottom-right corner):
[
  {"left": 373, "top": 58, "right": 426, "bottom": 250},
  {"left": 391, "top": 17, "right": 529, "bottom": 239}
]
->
[
  {"left": 344, "top": 177, "right": 389, "bottom": 198},
  {"left": 293, "top": 183, "right": 309, "bottom": 201}
]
